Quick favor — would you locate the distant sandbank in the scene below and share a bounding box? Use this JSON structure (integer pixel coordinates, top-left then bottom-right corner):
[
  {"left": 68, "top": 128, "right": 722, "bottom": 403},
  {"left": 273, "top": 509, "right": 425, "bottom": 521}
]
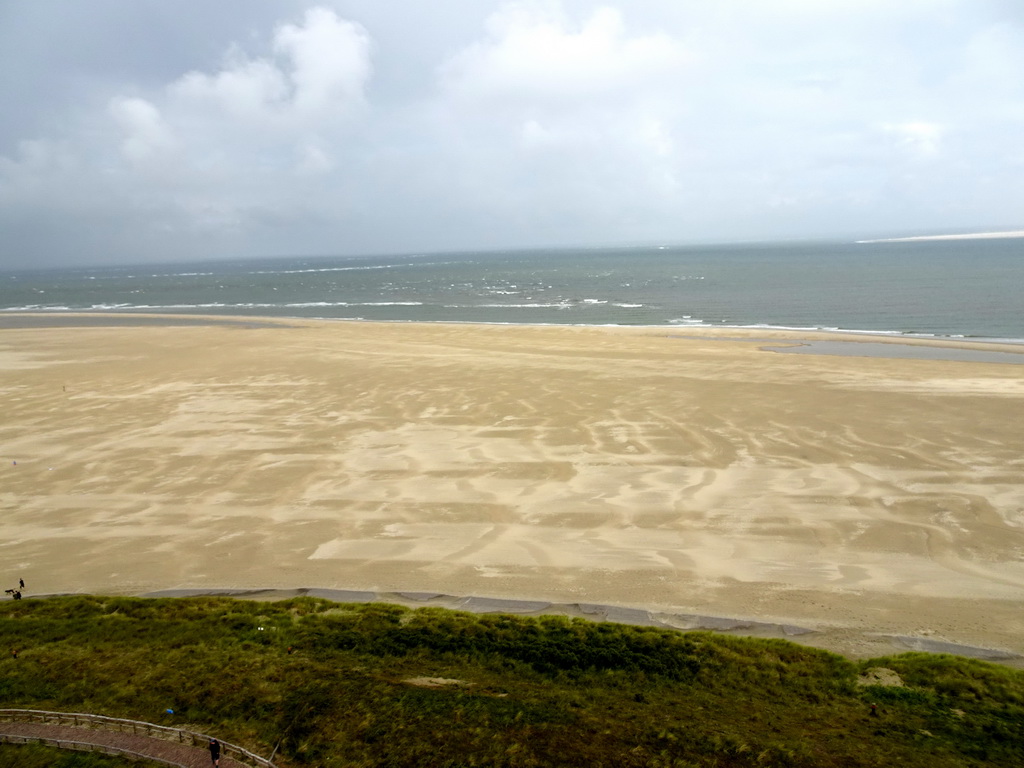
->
[
  {"left": 3, "top": 315, "right": 1023, "bottom": 662},
  {"left": 857, "top": 229, "right": 1024, "bottom": 243}
]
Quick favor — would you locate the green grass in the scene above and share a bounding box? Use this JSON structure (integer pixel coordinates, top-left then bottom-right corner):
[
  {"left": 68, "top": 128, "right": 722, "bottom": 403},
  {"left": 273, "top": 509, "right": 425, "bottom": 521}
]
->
[
  {"left": 0, "top": 743, "right": 141, "bottom": 767},
  {"left": 1, "top": 596, "right": 1023, "bottom": 766}
]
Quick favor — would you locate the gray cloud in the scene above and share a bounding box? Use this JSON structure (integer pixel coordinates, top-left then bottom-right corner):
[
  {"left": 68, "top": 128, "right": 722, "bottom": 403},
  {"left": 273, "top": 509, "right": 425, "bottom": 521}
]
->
[{"left": 1, "top": 1, "right": 1022, "bottom": 267}]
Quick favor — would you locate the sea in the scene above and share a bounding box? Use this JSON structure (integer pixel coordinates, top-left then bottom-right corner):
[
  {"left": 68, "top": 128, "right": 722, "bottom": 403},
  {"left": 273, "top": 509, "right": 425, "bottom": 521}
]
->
[{"left": 2, "top": 238, "right": 1022, "bottom": 341}]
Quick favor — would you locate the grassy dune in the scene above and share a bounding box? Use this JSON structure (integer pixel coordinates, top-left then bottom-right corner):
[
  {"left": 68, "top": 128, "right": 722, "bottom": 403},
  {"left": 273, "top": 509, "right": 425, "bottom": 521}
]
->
[
  {"left": 1, "top": 596, "right": 1022, "bottom": 767},
  {"left": 0, "top": 744, "right": 136, "bottom": 767}
]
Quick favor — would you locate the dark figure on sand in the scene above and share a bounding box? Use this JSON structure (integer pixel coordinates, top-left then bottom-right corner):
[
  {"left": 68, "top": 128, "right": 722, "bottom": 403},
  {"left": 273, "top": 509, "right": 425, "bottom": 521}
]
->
[
  {"left": 209, "top": 738, "right": 221, "bottom": 767},
  {"left": 19, "top": 578, "right": 24, "bottom": 589}
]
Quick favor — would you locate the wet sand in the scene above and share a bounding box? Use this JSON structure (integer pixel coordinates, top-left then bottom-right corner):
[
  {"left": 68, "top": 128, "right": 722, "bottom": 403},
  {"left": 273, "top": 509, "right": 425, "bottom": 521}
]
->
[{"left": 2, "top": 314, "right": 1024, "bottom": 661}]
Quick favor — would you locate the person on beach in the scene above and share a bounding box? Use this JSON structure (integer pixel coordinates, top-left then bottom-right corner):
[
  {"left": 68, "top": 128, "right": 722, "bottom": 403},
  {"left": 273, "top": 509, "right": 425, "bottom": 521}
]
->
[
  {"left": 18, "top": 578, "right": 24, "bottom": 590},
  {"left": 209, "top": 738, "right": 221, "bottom": 766}
]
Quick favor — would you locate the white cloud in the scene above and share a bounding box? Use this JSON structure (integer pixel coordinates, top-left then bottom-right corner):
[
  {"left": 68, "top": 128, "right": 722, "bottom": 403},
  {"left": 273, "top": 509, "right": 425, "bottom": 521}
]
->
[
  {"left": 962, "top": 22, "right": 1024, "bottom": 85},
  {"left": 0, "top": 139, "right": 78, "bottom": 205},
  {"left": 170, "top": 53, "right": 290, "bottom": 123},
  {"left": 883, "top": 121, "right": 944, "bottom": 158},
  {"left": 424, "top": 3, "right": 690, "bottom": 230},
  {"left": 86, "top": 4, "right": 372, "bottom": 201},
  {"left": 296, "top": 139, "right": 335, "bottom": 175},
  {"left": 441, "top": 4, "right": 686, "bottom": 105},
  {"left": 0, "top": 6, "right": 379, "bottom": 265},
  {"left": 168, "top": 8, "right": 371, "bottom": 121},
  {"left": 2, "top": 1, "right": 1023, "bottom": 267},
  {"left": 109, "top": 97, "right": 176, "bottom": 165},
  {"left": 635, "top": 117, "right": 673, "bottom": 159},
  {"left": 274, "top": 7, "right": 372, "bottom": 114},
  {"left": 520, "top": 118, "right": 555, "bottom": 148}
]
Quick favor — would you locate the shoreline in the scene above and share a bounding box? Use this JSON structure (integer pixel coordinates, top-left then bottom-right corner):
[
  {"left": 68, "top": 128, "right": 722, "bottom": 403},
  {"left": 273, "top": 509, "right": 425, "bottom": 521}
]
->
[
  {"left": 4, "top": 314, "right": 1023, "bottom": 664},
  {"left": 2, "top": 311, "right": 1024, "bottom": 357}
]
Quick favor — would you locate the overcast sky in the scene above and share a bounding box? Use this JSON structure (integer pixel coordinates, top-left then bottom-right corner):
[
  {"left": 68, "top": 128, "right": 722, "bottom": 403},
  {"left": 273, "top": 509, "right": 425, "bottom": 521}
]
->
[{"left": 1, "top": 1, "right": 1022, "bottom": 268}]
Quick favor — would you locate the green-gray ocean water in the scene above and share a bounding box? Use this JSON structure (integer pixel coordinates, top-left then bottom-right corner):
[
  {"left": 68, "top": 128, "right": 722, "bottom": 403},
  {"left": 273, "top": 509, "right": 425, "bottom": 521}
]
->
[{"left": 2, "top": 239, "right": 1022, "bottom": 339}]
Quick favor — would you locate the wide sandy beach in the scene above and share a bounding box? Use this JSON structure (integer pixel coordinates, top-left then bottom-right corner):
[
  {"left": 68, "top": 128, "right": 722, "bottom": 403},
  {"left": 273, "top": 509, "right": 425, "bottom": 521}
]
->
[{"left": 2, "top": 315, "right": 1023, "bottom": 661}]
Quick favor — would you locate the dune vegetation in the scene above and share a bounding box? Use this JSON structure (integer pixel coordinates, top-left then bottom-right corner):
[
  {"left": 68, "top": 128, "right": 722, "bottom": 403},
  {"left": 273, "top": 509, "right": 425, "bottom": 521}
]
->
[
  {"left": 1, "top": 596, "right": 1022, "bottom": 767},
  {"left": 0, "top": 743, "right": 136, "bottom": 767}
]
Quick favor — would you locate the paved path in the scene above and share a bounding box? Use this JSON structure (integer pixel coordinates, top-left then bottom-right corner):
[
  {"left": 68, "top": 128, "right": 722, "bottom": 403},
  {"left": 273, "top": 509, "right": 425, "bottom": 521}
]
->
[{"left": 0, "top": 721, "right": 248, "bottom": 767}]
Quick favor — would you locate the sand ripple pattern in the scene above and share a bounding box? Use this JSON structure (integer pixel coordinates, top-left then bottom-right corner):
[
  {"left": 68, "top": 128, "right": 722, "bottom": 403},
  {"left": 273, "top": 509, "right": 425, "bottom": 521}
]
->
[{"left": 2, "top": 320, "right": 1023, "bottom": 656}]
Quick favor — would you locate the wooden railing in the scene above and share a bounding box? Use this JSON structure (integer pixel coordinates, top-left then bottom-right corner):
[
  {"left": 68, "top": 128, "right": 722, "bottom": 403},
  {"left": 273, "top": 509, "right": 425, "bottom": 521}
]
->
[
  {"left": 0, "top": 709, "right": 278, "bottom": 767},
  {"left": 0, "top": 732, "right": 181, "bottom": 766}
]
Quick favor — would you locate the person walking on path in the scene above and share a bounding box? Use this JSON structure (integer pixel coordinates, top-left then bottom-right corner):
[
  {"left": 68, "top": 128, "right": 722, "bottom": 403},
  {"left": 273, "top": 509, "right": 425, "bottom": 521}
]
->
[{"left": 209, "top": 737, "right": 221, "bottom": 767}]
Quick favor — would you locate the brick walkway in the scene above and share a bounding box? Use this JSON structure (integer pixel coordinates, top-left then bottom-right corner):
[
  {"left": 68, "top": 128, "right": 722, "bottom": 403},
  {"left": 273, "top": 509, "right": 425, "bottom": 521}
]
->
[{"left": 0, "top": 721, "right": 249, "bottom": 767}]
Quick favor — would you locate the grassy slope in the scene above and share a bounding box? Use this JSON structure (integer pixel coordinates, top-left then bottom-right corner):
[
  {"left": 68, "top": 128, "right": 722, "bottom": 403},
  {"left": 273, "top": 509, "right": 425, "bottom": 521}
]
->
[
  {"left": 1, "top": 596, "right": 1022, "bottom": 767},
  {"left": 0, "top": 744, "right": 140, "bottom": 767}
]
